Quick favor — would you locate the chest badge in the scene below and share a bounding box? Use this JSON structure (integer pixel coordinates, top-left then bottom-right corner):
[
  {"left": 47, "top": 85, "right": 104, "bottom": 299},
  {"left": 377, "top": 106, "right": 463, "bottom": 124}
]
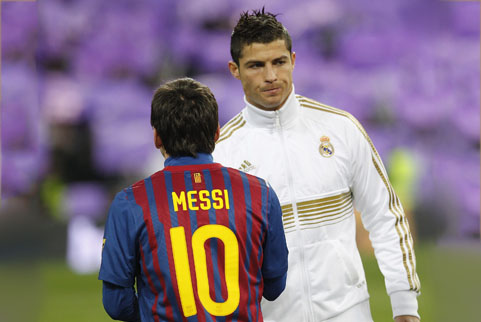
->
[
  {"left": 319, "top": 136, "right": 334, "bottom": 158},
  {"left": 194, "top": 172, "right": 202, "bottom": 183}
]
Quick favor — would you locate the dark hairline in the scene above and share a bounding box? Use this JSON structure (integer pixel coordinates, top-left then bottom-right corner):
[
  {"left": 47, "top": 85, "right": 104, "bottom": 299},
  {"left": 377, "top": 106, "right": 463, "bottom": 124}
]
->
[{"left": 235, "top": 39, "right": 292, "bottom": 66}]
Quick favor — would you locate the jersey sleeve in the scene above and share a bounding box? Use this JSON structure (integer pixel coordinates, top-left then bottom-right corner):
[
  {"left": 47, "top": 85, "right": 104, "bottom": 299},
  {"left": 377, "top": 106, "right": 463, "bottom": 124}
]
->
[
  {"left": 99, "top": 190, "right": 138, "bottom": 287},
  {"left": 102, "top": 281, "right": 140, "bottom": 321},
  {"left": 348, "top": 121, "right": 421, "bottom": 318},
  {"left": 261, "top": 186, "right": 289, "bottom": 279}
]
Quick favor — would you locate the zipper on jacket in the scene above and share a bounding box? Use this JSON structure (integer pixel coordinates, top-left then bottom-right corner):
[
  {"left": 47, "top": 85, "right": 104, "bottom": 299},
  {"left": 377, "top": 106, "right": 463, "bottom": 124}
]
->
[{"left": 275, "top": 111, "right": 315, "bottom": 322}]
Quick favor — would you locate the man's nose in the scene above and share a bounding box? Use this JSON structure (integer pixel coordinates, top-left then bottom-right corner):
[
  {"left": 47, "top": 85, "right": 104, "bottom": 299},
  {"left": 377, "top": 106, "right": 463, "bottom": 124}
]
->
[{"left": 264, "top": 64, "right": 277, "bottom": 82}]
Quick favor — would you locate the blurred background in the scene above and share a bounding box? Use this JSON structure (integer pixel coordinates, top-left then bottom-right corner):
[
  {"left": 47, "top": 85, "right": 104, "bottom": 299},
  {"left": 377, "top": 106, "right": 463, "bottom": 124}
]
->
[{"left": 0, "top": 0, "right": 479, "bottom": 321}]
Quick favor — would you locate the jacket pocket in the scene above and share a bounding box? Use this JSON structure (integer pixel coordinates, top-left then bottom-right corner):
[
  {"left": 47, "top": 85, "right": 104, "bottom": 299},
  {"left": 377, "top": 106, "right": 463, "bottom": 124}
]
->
[
  {"left": 331, "top": 240, "right": 360, "bottom": 285},
  {"left": 304, "top": 239, "right": 361, "bottom": 312}
]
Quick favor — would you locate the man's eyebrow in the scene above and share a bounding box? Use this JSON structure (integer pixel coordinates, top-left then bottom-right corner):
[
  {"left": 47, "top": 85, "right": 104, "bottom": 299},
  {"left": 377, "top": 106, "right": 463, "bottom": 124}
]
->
[
  {"left": 244, "top": 55, "right": 289, "bottom": 66},
  {"left": 273, "top": 55, "right": 289, "bottom": 61},
  {"left": 243, "top": 59, "right": 264, "bottom": 66}
]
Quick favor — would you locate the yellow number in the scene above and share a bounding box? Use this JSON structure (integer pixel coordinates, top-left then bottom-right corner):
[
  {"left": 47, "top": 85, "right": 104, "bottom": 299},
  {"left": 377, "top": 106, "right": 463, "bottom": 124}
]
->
[
  {"left": 170, "top": 224, "right": 240, "bottom": 317},
  {"left": 192, "top": 225, "right": 240, "bottom": 316},
  {"left": 170, "top": 227, "right": 197, "bottom": 317}
]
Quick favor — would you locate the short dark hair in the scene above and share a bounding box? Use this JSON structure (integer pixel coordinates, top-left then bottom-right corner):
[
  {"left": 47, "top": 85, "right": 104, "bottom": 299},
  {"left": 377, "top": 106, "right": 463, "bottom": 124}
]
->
[
  {"left": 150, "top": 78, "right": 218, "bottom": 157},
  {"left": 230, "top": 7, "right": 292, "bottom": 65}
]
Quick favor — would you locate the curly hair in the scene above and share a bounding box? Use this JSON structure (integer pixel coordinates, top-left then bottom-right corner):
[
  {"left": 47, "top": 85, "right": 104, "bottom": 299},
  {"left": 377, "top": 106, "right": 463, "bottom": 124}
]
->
[{"left": 230, "top": 7, "right": 292, "bottom": 65}]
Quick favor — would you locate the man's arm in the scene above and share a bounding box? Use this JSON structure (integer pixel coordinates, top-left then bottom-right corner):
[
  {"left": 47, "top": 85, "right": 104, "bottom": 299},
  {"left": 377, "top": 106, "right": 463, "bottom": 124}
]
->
[
  {"left": 263, "top": 273, "right": 287, "bottom": 301},
  {"left": 261, "top": 185, "right": 289, "bottom": 301},
  {"left": 99, "top": 190, "right": 140, "bottom": 319},
  {"left": 347, "top": 119, "right": 420, "bottom": 319},
  {"left": 103, "top": 281, "right": 140, "bottom": 321}
]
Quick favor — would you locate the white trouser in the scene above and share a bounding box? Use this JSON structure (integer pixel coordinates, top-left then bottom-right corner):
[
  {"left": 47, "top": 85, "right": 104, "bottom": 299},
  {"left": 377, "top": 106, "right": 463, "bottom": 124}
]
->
[{"left": 324, "top": 300, "right": 373, "bottom": 322}]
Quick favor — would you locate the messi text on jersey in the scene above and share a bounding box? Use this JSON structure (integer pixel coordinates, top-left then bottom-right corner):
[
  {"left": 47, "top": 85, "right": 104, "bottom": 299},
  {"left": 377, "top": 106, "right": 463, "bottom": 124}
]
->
[{"left": 172, "top": 189, "right": 231, "bottom": 211}]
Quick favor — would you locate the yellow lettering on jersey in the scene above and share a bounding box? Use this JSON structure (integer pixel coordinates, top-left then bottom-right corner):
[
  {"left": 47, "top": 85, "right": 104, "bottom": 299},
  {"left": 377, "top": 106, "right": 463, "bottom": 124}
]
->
[
  {"left": 187, "top": 191, "right": 199, "bottom": 210},
  {"left": 173, "top": 190, "right": 230, "bottom": 211},
  {"left": 211, "top": 189, "right": 223, "bottom": 209},
  {"left": 173, "top": 191, "right": 187, "bottom": 212},
  {"left": 198, "top": 190, "right": 211, "bottom": 210},
  {"left": 224, "top": 189, "right": 230, "bottom": 209}
]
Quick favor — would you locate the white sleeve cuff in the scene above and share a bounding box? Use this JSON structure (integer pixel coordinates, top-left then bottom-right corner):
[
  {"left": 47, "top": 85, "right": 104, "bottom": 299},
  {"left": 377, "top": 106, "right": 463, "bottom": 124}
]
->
[{"left": 390, "top": 290, "right": 420, "bottom": 319}]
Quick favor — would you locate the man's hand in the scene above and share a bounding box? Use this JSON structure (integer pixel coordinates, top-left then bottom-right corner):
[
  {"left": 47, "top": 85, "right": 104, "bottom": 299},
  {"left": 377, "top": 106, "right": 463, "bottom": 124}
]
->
[{"left": 394, "top": 316, "right": 420, "bottom": 322}]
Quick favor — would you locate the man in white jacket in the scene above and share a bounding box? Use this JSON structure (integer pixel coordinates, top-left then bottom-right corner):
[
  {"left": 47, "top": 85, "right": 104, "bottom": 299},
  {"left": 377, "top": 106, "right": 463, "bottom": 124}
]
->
[{"left": 213, "top": 8, "right": 421, "bottom": 322}]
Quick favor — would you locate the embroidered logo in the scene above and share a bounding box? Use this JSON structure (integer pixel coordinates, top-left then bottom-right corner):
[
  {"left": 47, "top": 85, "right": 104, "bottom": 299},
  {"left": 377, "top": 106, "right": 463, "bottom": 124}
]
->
[
  {"left": 319, "top": 136, "right": 334, "bottom": 158},
  {"left": 238, "top": 160, "right": 256, "bottom": 173},
  {"left": 194, "top": 172, "right": 202, "bottom": 183}
]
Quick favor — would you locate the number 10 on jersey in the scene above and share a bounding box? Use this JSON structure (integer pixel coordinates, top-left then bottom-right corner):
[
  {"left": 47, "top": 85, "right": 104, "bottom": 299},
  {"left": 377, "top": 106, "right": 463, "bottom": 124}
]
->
[{"left": 170, "top": 224, "right": 240, "bottom": 317}]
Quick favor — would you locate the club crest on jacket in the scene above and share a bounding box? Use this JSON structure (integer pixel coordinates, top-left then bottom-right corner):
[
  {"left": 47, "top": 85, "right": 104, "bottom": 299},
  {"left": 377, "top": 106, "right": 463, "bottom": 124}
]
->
[{"left": 319, "top": 136, "right": 334, "bottom": 158}]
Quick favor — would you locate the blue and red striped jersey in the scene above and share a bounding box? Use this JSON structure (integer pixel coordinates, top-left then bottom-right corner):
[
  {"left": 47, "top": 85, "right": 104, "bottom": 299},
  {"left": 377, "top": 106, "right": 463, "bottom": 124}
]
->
[{"left": 99, "top": 153, "right": 288, "bottom": 322}]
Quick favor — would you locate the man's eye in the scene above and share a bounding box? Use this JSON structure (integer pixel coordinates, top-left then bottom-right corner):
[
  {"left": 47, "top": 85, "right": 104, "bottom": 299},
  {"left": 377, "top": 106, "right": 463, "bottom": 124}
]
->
[
  {"left": 275, "top": 60, "right": 286, "bottom": 65},
  {"left": 249, "top": 64, "right": 262, "bottom": 68}
]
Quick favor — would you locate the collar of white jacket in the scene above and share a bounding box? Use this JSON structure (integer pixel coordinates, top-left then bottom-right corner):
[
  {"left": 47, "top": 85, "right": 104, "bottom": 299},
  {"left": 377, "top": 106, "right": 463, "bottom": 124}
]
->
[{"left": 243, "top": 85, "right": 300, "bottom": 129}]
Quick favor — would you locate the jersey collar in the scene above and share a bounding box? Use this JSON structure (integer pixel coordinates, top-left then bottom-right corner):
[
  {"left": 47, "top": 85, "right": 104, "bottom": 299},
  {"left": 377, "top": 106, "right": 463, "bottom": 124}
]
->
[
  {"left": 164, "top": 153, "right": 214, "bottom": 167},
  {"left": 243, "top": 85, "right": 300, "bottom": 129}
]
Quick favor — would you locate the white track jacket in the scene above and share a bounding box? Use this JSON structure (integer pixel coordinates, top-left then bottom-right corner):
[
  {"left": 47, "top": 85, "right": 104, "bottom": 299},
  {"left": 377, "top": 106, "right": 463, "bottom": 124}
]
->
[{"left": 213, "top": 88, "right": 420, "bottom": 321}]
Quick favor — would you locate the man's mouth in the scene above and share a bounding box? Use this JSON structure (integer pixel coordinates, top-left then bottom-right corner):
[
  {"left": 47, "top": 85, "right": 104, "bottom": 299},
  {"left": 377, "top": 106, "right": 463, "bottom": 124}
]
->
[{"left": 262, "top": 87, "right": 280, "bottom": 94}]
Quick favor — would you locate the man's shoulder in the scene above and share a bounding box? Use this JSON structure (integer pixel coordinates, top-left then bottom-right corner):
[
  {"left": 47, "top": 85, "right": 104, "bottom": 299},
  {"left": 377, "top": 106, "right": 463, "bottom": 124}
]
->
[
  {"left": 214, "top": 112, "right": 249, "bottom": 162},
  {"left": 220, "top": 165, "right": 268, "bottom": 188},
  {"left": 110, "top": 183, "right": 138, "bottom": 208},
  {"left": 108, "top": 186, "right": 135, "bottom": 216},
  {"left": 129, "top": 175, "right": 149, "bottom": 193},
  {"left": 296, "top": 94, "right": 365, "bottom": 132},
  {"left": 296, "top": 94, "right": 354, "bottom": 120},
  {"left": 296, "top": 95, "right": 374, "bottom": 146},
  {"left": 120, "top": 171, "right": 162, "bottom": 201},
  {"left": 216, "top": 112, "right": 248, "bottom": 145}
]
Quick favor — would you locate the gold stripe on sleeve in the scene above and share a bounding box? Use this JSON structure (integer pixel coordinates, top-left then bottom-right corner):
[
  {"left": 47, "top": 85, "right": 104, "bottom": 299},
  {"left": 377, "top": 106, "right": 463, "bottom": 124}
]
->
[{"left": 371, "top": 156, "right": 416, "bottom": 290}]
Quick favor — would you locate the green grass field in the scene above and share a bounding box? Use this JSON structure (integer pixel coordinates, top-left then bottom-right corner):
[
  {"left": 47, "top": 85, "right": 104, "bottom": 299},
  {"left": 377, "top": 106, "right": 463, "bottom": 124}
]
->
[{"left": 1, "top": 243, "right": 480, "bottom": 322}]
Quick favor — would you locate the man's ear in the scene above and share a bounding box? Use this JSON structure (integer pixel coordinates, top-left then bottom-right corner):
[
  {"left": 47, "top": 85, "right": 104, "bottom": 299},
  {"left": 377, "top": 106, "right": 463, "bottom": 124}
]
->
[
  {"left": 291, "top": 51, "right": 296, "bottom": 69},
  {"left": 153, "top": 128, "right": 163, "bottom": 149},
  {"left": 228, "top": 61, "right": 240, "bottom": 80},
  {"left": 214, "top": 124, "right": 221, "bottom": 142}
]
